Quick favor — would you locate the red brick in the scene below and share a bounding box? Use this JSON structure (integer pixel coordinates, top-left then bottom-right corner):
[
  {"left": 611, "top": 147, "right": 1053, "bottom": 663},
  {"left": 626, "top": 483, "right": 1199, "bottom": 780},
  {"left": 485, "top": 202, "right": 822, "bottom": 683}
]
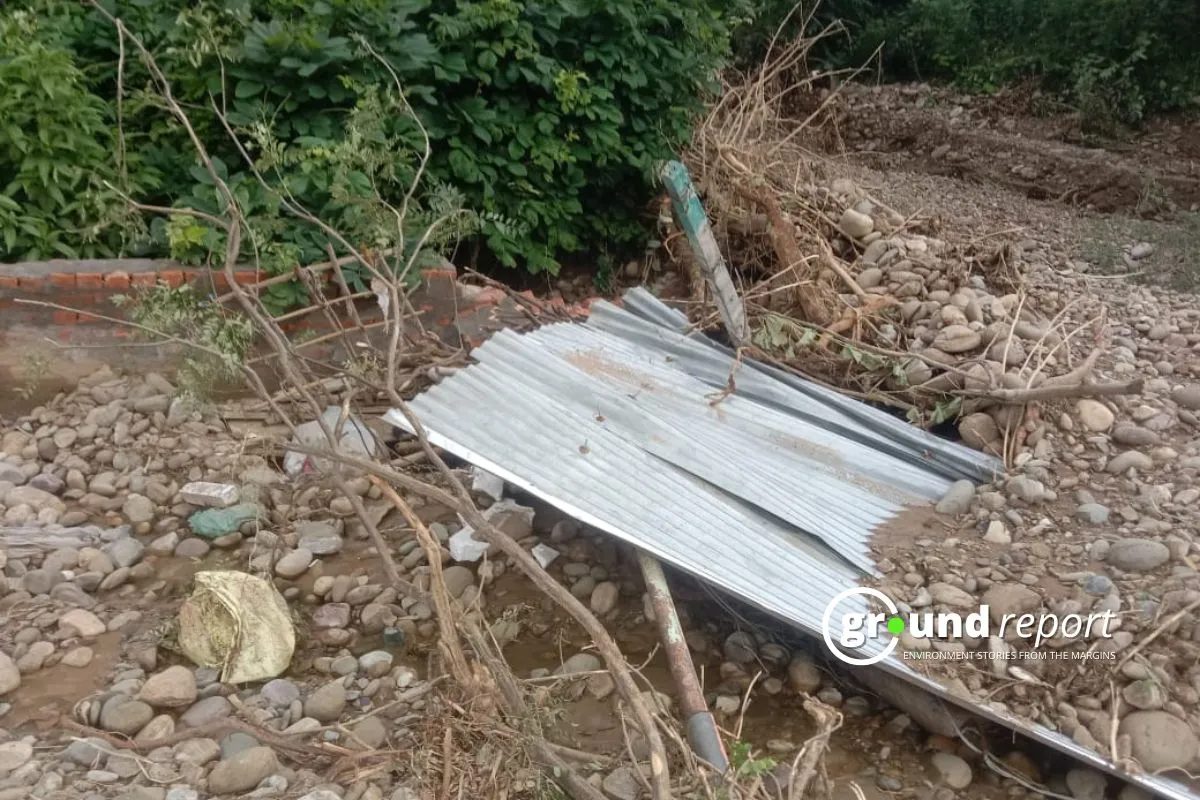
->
[
  {"left": 18, "top": 275, "right": 47, "bottom": 292},
  {"left": 50, "top": 272, "right": 76, "bottom": 289},
  {"left": 52, "top": 310, "right": 79, "bottom": 324},
  {"left": 0, "top": 276, "right": 18, "bottom": 290},
  {"left": 104, "top": 271, "right": 131, "bottom": 290},
  {"left": 234, "top": 270, "right": 264, "bottom": 285},
  {"left": 159, "top": 270, "right": 185, "bottom": 288},
  {"left": 76, "top": 273, "right": 104, "bottom": 290},
  {"left": 131, "top": 272, "right": 158, "bottom": 287}
]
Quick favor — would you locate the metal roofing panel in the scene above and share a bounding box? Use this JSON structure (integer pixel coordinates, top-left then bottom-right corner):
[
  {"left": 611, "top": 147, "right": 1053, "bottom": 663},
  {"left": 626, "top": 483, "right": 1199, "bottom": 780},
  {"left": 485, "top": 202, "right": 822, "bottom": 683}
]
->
[{"left": 386, "top": 290, "right": 1195, "bottom": 800}]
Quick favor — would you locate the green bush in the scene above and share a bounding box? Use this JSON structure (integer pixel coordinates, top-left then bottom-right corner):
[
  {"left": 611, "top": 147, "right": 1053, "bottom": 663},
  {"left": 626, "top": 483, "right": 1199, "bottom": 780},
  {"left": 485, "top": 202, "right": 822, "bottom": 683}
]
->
[
  {"left": 6, "top": 0, "right": 743, "bottom": 286},
  {"left": 0, "top": 9, "right": 146, "bottom": 259}
]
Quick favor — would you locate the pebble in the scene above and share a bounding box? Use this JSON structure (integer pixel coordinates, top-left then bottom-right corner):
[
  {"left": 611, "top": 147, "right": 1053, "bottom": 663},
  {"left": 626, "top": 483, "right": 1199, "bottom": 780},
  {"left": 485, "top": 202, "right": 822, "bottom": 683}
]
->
[
  {"left": 139, "top": 666, "right": 198, "bottom": 708},
  {"left": 936, "top": 480, "right": 975, "bottom": 515},
  {"left": 1120, "top": 710, "right": 1199, "bottom": 771},
  {"left": 275, "top": 549, "right": 314, "bottom": 578},
  {"left": 0, "top": 740, "right": 33, "bottom": 772},
  {"left": 207, "top": 746, "right": 278, "bottom": 795},
  {"left": 60, "top": 608, "right": 106, "bottom": 638},
  {"left": 838, "top": 208, "right": 874, "bottom": 239},
  {"left": 305, "top": 682, "right": 348, "bottom": 722},
  {"left": 1076, "top": 399, "right": 1114, "bottom": 431},
  {"left": 930, "top": 752, "right": 972, "bottom": 789},
  {"left": 556, "top": 653, "right": 601, "bottom": 676},
  {"left": 179, "top": 696, "right": 232, "bottom": 728},
  {"left": 1172, "top": 384, "right": 1200, "bottom": 410},
  {"left": 0, "top": 652, "right": 18, "bottom": 695},
  {"left": 1107, "top": 538, "right": 1170, "bottom": 572},
  {"left": 1107, "top": 451, "right": 1153, "bottom": 474},
  {"left": 1076, "top": 503, "right": 1110, "bottom": 524},
  {"left": 99, "top": 697, "right": 154, "bottom": 735}
]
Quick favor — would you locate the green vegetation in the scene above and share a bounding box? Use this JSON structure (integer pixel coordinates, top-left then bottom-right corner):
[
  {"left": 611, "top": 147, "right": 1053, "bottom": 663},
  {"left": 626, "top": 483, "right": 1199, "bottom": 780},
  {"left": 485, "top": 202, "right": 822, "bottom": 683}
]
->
[
  {"left": 734, "top": 0, "right": 1200, "bottom": 130},
  {"left": 2, "top": 0, "right": 742, "bottom": 286},
  {"left": 2, "top": 0, "right": 1197, "bottom": 281}
]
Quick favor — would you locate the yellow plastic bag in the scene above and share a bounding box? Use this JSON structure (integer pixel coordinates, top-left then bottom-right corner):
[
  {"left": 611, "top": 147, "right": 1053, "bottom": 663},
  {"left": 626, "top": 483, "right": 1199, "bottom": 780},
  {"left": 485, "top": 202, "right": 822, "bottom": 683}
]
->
[{"left": 177, "top": 570, "right": 295, "bottom": 684}]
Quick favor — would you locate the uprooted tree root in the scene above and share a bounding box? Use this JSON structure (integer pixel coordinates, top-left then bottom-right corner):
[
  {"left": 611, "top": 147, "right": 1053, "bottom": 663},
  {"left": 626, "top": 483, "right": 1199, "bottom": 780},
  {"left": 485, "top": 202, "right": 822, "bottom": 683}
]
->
[{"left": 38, "top": 7, "right": 844, "bottom": 800}]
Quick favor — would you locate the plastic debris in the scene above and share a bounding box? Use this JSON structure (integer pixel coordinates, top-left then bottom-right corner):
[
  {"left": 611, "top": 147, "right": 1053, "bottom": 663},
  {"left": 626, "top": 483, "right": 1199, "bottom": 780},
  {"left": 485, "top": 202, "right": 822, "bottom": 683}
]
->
[
  {"left": 470, "top": 467, "right": 505, "bottom": 502},
  {"left": 177, "top": 570, "right": 295, "bottom": 684},
  {"left": 188, "top": 503, "right": 262, "bottom": 539},
  {"left": 448, "top": 499, "right": 535, "bottom": 562},
  {"left": 532, "top": 543, "right": 560, "bottom": 568},
  {"left": 180, "top": 482, "right": 239, "bottom": 508},
  {"left": 283, "top": 406, "right": 379, "bottom": 476}
]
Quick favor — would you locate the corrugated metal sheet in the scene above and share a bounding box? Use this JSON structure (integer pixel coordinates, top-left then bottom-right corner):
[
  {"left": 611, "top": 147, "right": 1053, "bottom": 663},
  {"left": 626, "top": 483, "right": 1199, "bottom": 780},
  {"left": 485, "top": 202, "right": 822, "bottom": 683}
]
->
[{"left": 385, "top": 289, "right": 1195, "bottom": 800}]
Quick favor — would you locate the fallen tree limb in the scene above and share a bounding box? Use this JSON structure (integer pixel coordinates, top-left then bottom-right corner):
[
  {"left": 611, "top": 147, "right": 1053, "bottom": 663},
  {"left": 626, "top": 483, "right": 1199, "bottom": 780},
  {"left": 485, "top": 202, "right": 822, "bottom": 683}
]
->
[{"left": 962, "top": 378, "right": 1142, "bottom": 404}]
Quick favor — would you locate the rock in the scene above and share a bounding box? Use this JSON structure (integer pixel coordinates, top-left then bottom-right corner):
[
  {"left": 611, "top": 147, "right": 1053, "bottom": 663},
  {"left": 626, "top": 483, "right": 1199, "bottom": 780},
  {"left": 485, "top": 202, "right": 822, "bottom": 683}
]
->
[
  {"left": 1173, "top": 384, "right": 1200, "bottom": 410},
  {"left": 1107, "top": 539, "right": 1170, "bottom": 572},
  {"left": 62, "top": 646, "right": 94, "bottom": 667},
  {"left": 838, "top": 208, "right": 874, "bottom": 239},
  {"left": 1112, "top": 423, "right": 1160, "bottom": 447},
  {"left": 936, "top": 480, "right": 975, "bottom": 515},
  {"left": 1122, "top": 679, "right": 1166, "bottom": 710},
  {"left": 135, "top": 714, "right": 175, "bottom": 744},
  {"left": 207, "top": 746, "right": 278, "bottom": 795},
  {"left": 139, "top": 666, "right": 198, "bottom": 708},
  {"left": 179, "top": 696, "right": 232, "bottom": 728},
  {"left": 441, "top": 565, "right": 475, "bottom": 598},
  {"left": 722, "top": 631, "right": 758, "bottom": 663},
  {"left": 106, "top": 536, "right": 145, "bottom": 568},
  {"left": 358, "top": 651, "right": 394, "bottom": 678},
  {"left": 352, "top": 716, "right": 387, "bottom": 749},
  {"left": 175, "top": 538, "right": 210, "bottom": 559},
  {"left": 251, "top": 683, "right": 296, "bottom": 717},
  {"left": 932, "top": 325, "right": 981, "bottom": 354},
  {"left": 602, "top": 766, "right": 642, "bottom": 800},
  {"left": 63, "top": 737, "right": 108, "bottom": 767},
  {"left": 296, "top": 520, "right": 343, "bottom": 555},
  {"left": 1107, "top": 451, "right": 1153, "bottom": 474},
  {"left": 1006, "top": 476, "right": 1049, "bottom": 503},
  {"left": 100, "top": 697, "right": 155, "bottom": 735},
  {"left": 1065, "top": 768, "right": 1107, "bottom": 800},
  {"left": 1076, "top": 400, "right": 1114, "bottom": 432},
  {"left": 556, "top": 653, "right": 602, "bottom": 676},
  {"left": 174, "top": 737, "right": 222, "bottom": 765},
  {"left": 305, "top": 682, "right": 347, "bottom": 722},
  {"left": 1120, "top": 710, "right": 1200, "bottom": 771},
  {"left": 959, "top": 413, "right": 1000, "bottom": 451},
  {"left": 275, "top": 549, "right": 313, "bottom": 578},
  {"left": 981, "top": 584, "right": 1041, "bottom": 621},
  {"left": 312, "top": 603, "right": 351, "bottom": 629},
  {"left": 179, "top": 482, "right": 239, "bottom": 508},
  {"left": 60, "top": 608, "right": 106, "bottom": 638},
  {"left": 930, "top": 752, "right": 972, "bottom": 789},
  {"left": 928, "top": 582, "right": 975, "bottom": 609},
  {"left": 1076, "top": 503, "right": 1110, "bottom": 524},
  {"left": 983, "top": 520, "right": 1011, "bottom": 545},
  {"left": 787, "top": 657, "right": 822, "bottom": 694},
  {"left": 5, "top": 485, "right": 65, "bottom": 513},
  {"left": 590, "top": 582, "right": 619, "bottom": 615},
  {"left": 219, "top": 732, "right": 260, "bottom": 760},
  {"left": 0, "top": 740, "right": 32, "bottom": 772},
  {"left": 122, "top": 494, "right": 156, "bottom": 524}
]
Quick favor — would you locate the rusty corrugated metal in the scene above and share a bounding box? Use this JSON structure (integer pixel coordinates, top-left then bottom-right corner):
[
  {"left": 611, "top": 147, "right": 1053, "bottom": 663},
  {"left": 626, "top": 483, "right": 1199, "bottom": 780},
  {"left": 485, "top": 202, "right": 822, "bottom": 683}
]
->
[{"left": 386, "top": 289, "right": 1195, "bottom": 800}]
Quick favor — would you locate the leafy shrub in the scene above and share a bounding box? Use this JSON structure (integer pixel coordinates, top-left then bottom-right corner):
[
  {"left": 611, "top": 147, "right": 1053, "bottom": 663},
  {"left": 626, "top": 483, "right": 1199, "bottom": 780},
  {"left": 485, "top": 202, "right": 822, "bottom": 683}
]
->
[
  {"left": 0, "top": 9, "right": 145, "bottom": 259},
  {"left": 13, "top": 0, "right": 743, "bottom": 283}
]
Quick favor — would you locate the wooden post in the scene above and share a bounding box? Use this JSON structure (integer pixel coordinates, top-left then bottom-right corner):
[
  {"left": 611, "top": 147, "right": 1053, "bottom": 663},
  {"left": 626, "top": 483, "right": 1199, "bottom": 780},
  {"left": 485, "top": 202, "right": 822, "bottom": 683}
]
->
[{"left": 659, "top": 160, "right": 749, "bottom": 347}]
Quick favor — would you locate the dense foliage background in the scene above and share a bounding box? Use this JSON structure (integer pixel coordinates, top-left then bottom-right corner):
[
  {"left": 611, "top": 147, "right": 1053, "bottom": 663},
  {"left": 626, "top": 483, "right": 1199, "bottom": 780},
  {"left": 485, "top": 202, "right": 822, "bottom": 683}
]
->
[{"left": 2, "top": 0, "right": 1197, "bottom": 295}]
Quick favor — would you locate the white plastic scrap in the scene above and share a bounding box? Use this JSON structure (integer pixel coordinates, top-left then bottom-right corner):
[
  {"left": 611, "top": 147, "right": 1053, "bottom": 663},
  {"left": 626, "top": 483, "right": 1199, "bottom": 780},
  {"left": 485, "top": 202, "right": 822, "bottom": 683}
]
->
[
  {"left": 531, "top": 543, "right": 560, "bottom": 568},
  {"left": 179, "top": 482, "right": 239, "bottom": 509},
  {"left": 283, "top": 406, "right": 378, "bottom": 476},
  {"left": 470, "top": 467, "right": 505, "bottom": 502},
  {"left": 448, "top": 498, "right": 535, "bottom": 562}
]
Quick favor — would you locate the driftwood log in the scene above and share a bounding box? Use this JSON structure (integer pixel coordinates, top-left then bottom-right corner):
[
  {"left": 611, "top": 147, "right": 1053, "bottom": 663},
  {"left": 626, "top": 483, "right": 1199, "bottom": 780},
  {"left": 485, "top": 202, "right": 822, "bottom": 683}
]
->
[{"left": 0, "top": 524, "right": 130, "bottom": 560}]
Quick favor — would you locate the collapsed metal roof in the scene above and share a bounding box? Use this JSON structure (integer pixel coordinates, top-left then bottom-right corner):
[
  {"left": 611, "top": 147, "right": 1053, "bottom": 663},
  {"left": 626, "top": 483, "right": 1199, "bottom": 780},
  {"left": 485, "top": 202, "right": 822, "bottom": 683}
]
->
[{"left": 386, "top": 288, "right": 1195, "bottom": 800}]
